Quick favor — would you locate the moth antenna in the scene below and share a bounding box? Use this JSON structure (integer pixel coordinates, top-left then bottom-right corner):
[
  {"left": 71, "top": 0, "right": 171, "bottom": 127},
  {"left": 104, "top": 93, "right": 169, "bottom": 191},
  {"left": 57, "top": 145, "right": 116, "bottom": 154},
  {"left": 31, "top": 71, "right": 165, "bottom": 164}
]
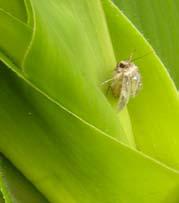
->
[
  {"left": 132, "top": 51, "right": 153, "bottom": 62},
  {"left": 128, "top": 53, "right": 133, "bottom": 62},
  {"left": 128, "top": 49, "right": 136, "bottom": 62},
  {"left": 101, "top": 78, "right": 113, "bottom": 86}
]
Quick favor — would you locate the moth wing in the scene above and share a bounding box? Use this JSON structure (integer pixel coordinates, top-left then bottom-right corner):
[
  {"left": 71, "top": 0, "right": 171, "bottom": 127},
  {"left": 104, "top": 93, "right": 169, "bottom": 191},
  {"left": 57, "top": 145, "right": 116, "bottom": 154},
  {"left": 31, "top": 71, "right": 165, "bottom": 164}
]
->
[
  {"left": 118, "top": 74, "right": 131, "bottom": 110},
  {"left": 130, "top": 70, "right": 142, "bottom": 97},
  {"left": 118, "top": 68, "right": 142, "bottom": 110}
]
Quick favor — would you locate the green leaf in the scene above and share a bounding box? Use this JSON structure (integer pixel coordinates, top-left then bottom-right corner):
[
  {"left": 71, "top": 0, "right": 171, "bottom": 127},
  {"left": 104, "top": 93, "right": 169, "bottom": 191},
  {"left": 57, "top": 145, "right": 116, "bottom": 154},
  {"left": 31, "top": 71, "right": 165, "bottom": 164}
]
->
[
  {"left": 0, "top": 0, "right": 179, "bottom": 202},
  {"left": 0, "top": 193, "right": 5, "bottom": 203},
  {"left": 0, "top": 63, "right": 179, "bottom": 202},
  {"left": 23, "top": 0, "right": 131, "bottom": 144},
  {"left": 0, "top": 154, "right": 48, "bottom": 203},
  {"left": 0, "top": 0, "right": 27, "bottom": 22},
  {"left": 0, "top": 9, "right": 32, "bottom": 66},
  {"left": 103, "top": 0, "right": 179, "bottom": 170},
  {"left": 113, "top": 0, "right": 179, "bottom": 87}
]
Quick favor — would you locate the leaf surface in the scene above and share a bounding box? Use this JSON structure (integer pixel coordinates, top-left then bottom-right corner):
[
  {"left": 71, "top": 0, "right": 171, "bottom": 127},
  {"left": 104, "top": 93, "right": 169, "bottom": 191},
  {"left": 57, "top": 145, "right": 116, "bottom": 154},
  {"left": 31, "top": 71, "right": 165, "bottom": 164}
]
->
[
  {"left": 103, "top": 0, "right": 179, "bottom": 170},
  {"left": 113, "top": 0, "right": 179, "bottom": 87},
  {"left": 0, "top": 154, "right": 48, "bottom": 203},
  {"left": 0, "top": 0, "right": 179, "bottom": 202}
]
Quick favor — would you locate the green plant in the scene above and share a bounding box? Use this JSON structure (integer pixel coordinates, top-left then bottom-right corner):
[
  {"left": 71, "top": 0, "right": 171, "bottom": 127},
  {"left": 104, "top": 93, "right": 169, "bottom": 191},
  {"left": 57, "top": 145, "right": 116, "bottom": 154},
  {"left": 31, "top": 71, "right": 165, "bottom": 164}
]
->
[{"left": 0, "top": 0, "right": 178, "bottom": 202}]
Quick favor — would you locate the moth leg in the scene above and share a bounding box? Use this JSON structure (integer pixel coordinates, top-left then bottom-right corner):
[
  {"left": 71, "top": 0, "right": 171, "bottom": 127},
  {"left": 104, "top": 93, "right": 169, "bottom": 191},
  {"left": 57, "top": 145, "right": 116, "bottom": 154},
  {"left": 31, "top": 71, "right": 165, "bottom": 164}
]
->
[
  {"left": 101, "top": 78, "right": 113, "bottom": 86},
  {"left": 101, "top": 78, "right": 113, "bottom": 96},
  {"left": 128, "top": 49, "right": 136, "bottom": 62}
]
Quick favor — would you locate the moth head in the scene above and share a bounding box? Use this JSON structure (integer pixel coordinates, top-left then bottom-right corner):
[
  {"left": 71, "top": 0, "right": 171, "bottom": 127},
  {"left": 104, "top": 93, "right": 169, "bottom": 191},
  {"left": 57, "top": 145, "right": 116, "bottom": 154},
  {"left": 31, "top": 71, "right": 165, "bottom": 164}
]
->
[
  {"left": 119, "top": 61, "right": 126, "bottom": 68},
  {"left": 116, "top": 60, "right": 129, "bottom": 71}
]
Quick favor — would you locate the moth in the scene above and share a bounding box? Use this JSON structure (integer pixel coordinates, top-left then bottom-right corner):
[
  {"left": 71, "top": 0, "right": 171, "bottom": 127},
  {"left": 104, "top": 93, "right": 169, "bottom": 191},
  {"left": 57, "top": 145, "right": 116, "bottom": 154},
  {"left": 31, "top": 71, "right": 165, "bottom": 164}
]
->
[{"left": 102, "top": 54, "right": 143, "bottom": 110}]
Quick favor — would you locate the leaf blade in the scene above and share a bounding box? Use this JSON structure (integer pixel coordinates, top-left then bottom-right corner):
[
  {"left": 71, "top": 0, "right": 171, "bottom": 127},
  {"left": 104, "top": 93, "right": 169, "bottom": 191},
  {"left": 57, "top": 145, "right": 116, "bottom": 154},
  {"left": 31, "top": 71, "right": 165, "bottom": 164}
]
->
[{"left": 103, "top": 0, "right": 179, "bottom": 170}]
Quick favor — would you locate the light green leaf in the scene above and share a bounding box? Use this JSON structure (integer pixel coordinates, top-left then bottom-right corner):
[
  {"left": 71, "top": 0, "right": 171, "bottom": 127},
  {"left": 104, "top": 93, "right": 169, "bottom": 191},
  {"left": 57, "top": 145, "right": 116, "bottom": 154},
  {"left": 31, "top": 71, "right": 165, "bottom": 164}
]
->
[
  {"left": 0, "top": 0, "right": 179, "bottom": 202},
  {"left": 0, "top": 62, "right": 179, "bottom": 202},
  {"left": 103, "top": 0, "right": 179, "bottom": 170},
  {"left": 113, "top": 0, "right": 179, "bottom": 87},
  {"left": 0, "top": 154, "right": 48, "bottom": 203},
  {"left": 23, "top": 0, "right": 130, "bottom": 144},
  {"left": 0, "top": 9, "right": 32, "bottom": 66},
  {"left": 0, "top": 0, "right": 27, "bottom": 22}
]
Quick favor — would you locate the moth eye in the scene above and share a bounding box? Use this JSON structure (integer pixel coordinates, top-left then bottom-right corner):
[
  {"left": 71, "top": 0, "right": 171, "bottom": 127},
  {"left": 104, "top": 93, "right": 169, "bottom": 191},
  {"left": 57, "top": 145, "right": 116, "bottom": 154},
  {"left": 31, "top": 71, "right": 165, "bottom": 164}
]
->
[{"left": 119, "top": 63, "right": 126, "bottom": 68}]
